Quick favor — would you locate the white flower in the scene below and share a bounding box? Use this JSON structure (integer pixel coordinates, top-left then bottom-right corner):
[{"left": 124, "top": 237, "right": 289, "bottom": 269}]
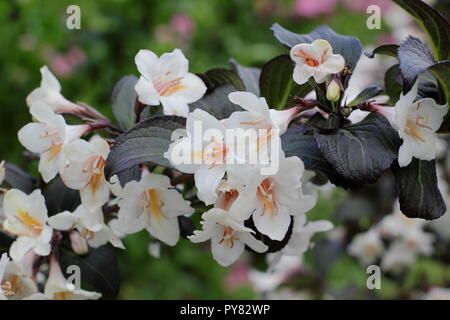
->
[
  {"left": 290, "top": 39, "right": 345, "bottom": 85},
  {"left": 226, "top": 91, "right": 300, "bottom": 134},
  {"left": 0, "top": 255, "right": 39, "bottom": 300},
  {"left": 114, "top": 173, "right": 194, "bottom": 246},
  {"left": 48, "top": 204, "right": 124, "bottom": 249},
  {"left": 134, "top": 49, "right": 207, "bottom": 117},
  {"left": 0, "top": 160, "right": 5, "bottom": 185},
  {"left": 189, "top": 208, "right": 267, "bottom": 266},
  {"left": 2, "top": 189, "right": 53, "bottom": 261},
  {"left": 26, "top": 66, "right": 84, "bottom": 114},
  {"left": 44, "top": 255, "right": 101, "bottom": 300},
  {"left": 348, "top": 230, "right": 384, "bottom": 265},
  {"left": 18, "top": 102, "right": 90, "bottom": 182},
  {"left": 378, "top": 204, "right": 427, "bottom": 239},
  {"left": 165, "top": 108, "right": 232, "bottom": 205},
  {"left": 61, "top": 136, "right": 110, "bottom": 211},
  {"left": 240, "top": 156, "right": 316, "bottom": 241},
  {"left": 394, "top": 80, "right": 448, "bottom": 167},
  {"left": 381, "top": 240, "right": 419, "bottom": 272},
  {"left": 282, "top": 213, "right": 333, "bottom": 256}
]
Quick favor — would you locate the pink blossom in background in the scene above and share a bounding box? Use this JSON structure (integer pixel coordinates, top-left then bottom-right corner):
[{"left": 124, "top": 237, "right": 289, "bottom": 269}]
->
[
  {"left": 48, "top": 46, "right": 86, "bottom": 78},
  {"left": 342, "top": 0, "right": 392, "bottom": 13},
  {"left": 224, "top": 262, "right": 251, "bottom": 290},
  {"left": 170, "top": 13, "right": 195, "bottom": 38},
  {"left": 294, "top": 0, "right": 338, "bottom": 18}
]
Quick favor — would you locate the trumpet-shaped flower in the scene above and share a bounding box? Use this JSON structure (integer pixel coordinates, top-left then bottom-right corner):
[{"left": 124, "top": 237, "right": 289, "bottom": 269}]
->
[
  {"left": 2, "top": 189, "right": 52, "bottom": 261},
  {"left": 241, "top": 156, "right": 316, "bottom": 240},
  {"left": 26, "top": 66, "right": 84, "bottom": 114},
  {"left": 189, "top": 208, "right": 268, "bottom": 266},
  {"left": 166, "top": 108, "right": 233, "bottom": 205},
  {"left": 61, "top": 136, "right": 110, "bottom": 211},
  {"left": 44, "top": 255, "right": 101, "bottom": 300},
  {"left": 48, "top": 205, "right": 124, "bottom": 249},
  {"left": 114, "top": 173, "right": 194, "bottom": 246},
  {"left": 134, "top": 49, "right": 207, "bottom": 117},
  {"left": 394, "top": 81, "right": 448, "bottom": 167},
  {"left": 18, "top": 102, "right": 90, "bottom": 182},
  {"left": 0, "top": 254, "right": 39, "bottom": 300},
  {"left": 290, "top": 39, "right": 345, "bottom": 85}
]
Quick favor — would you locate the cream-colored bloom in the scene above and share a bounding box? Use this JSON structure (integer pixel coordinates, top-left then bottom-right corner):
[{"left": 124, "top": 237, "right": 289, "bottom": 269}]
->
[
  {"left": 190, "top": 208, "right": 267, "bottom": 266},
  {"left": 394, "top": 81, "right": 448, "bottom": 167},
  {"left": 44, "top": 255, "right": 101, "bottom": 300},
  {"left": 18, "top": 102, "right": 90, "bottom": 182},
  {"left": 26, "top": 66, "right": 83, "bottom": 114},
  {"left": 2, "top": 189, "right": 52, "bottom": 261},
  {"left": 48, "top": 204, "right": 124, "bottom": 249},
  {"left": 134, "top": 49, "right": 207, "bottom": 117},
  {"left": 348, "top": 230, "right": 384, "bottom": 265},
  {"left": 114, "top": 173, "right": 194, "bottom": 246},
  {"left": 290, "top": 39, "right": 345, "bottom": 85},
  {"left": 0, "top": 254, "right": 40, "bottom": 300},
  {"left": 61, "top": 136, "right": 110, "bottom": 211}
]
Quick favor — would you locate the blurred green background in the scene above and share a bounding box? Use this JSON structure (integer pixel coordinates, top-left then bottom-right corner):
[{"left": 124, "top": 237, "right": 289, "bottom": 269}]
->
[{"left": 2, "top": 0, "right": 449, "bottom": 300}]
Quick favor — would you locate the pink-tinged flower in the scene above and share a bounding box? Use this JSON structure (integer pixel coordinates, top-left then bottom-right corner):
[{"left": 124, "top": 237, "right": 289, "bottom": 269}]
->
[
  {"left": 170, "top": 14, "right": 195, "bottom": 38},
  {"left": 225, "top": 262, "right": 251, "bottom": 289},
  {"left": 294, "top": 0, "right": 338, "bottom": 18},
  {"left": 290, "top": 39, "right": 345, "bottom": 85}
]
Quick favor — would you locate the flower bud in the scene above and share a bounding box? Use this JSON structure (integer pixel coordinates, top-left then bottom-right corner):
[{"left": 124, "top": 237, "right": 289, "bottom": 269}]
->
[
  {"left": 326, "top": 80, "right": 341, "bottom": 102},
  {"left": 70, "top": 231, "right": 89, "bottom": 255}
]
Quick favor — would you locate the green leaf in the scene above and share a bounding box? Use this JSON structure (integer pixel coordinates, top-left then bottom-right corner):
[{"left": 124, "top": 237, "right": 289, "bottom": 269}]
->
[
  {"left": 58, "top": 246, "right": 121, "bottom": 299},
  {"left": 365, "top": 44, "right": 399, "bottom": 59},
  {"left": 314, "top": 113, "right": 401, "bottom": 185},
  {"left": 392, "top": 159, "right": 446, "bottom": 220},
  {"left": 347, "top": 85, "right": 383, "bottom": 107},
  {"left": 393, "top": 0, "right": 450, "bottom": 61},
  {"left": 271, "top": 24, "right": 363, "bottom": 69},
  {"left": 204, "top": 68, "right": 245, "bottom": 91},
  {"left": 229, "top": 59, "right": 261, "bottom": 96},
  {"left": 189, "top": 84, "right": 243, "bottom": 119},
  {"left": 384, "top": 64, "right": 403, "bottom": 105},
  {"left": 44, "top": 176, "right": 80, "bottom": 216},
  {"left": 398, "top": 36, "right": 435, "bottom": 92},
  {"left": 112, "top": 75, "right": 138, "bottom": 130},
  {"left": 3, "top": 163, "right": 36, "bottom": 193},
  {"left": 104, "top": 115, "right": 186, "bottom": 180},
  {"left": 280, "top": 123, "right": 359, "bottom": 189},
  {"left": 259, "top": 55, "right": 312, "bottom": 109}
]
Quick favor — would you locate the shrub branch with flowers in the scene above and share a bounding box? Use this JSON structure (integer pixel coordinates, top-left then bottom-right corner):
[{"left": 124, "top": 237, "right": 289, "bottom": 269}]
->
[{"left": 0, "top": 0, "right": 449, "bottom": 300}]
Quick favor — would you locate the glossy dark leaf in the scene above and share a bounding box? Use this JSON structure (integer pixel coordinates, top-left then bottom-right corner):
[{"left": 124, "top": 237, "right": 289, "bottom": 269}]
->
[
  {"left": 281, "top": 123, "right": 358, "bottom": 189},
  {"left": 105, "top": 115, "right": 186, "bottom": 180},
  {"left": 112, "top": 75, "right": 138, "bottom": 130},
  {"left": 365, "top": 44, "right": 399, "bottom": 59},
  {"left": 3, "top": 163, "right": 36, "bottom": 193},
  {"left": 259, "top": 55, "right": 312, "bottom": 109},
  {"left": 44, "top": 176, "right": 80, "bottom": 216},
  {"left": 398, "top": 36, "right": 435, "bottom": 93},
  {"left": 384, "top": 64, "right": 403, "bottom": 105},
  {"left": 393, "top": 0, "right": 450, "bottom": 60},
  {"left": 347, "top": 85, "right": 383, "bottom": 107},
  {"left": 204, "top": 68, "right": 245, "bottom": 91},
  {"left": 116, "top": 165, "right": 141, "bottom": 186},
  {"left": 229, "top": 59, "right": 261, "bottom": 96},
  {"left": 58, "top": 246, "right": 121, "bottom": 299},
  {"left": 428, "top": 60, "right": 450, "bottom": 105},
  {"left": 392, "top": 159, "right": 446, "bottom": 220},
  {"left": 271, "top": 24, "right": 362, "bottom": 68},
  {"left": 314, "top": 113, "right": 401, "bottom": 185},
  {"left": 189, "top": 84, "right": 243, "bottom": 119}
]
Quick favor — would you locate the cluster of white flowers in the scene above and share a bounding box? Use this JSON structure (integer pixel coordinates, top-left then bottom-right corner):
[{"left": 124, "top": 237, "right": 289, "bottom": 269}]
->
[{"left": 348, "top": 201, "right": 435, "bottom": 273}]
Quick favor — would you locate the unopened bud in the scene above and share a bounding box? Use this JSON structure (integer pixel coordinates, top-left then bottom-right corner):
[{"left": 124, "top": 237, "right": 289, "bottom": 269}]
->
[
  {"left": 70, "top": 231, "right": 89, "bottom": 255},
  {"left": 326, "top": 80, "right": 341, "bottom": 102}
]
